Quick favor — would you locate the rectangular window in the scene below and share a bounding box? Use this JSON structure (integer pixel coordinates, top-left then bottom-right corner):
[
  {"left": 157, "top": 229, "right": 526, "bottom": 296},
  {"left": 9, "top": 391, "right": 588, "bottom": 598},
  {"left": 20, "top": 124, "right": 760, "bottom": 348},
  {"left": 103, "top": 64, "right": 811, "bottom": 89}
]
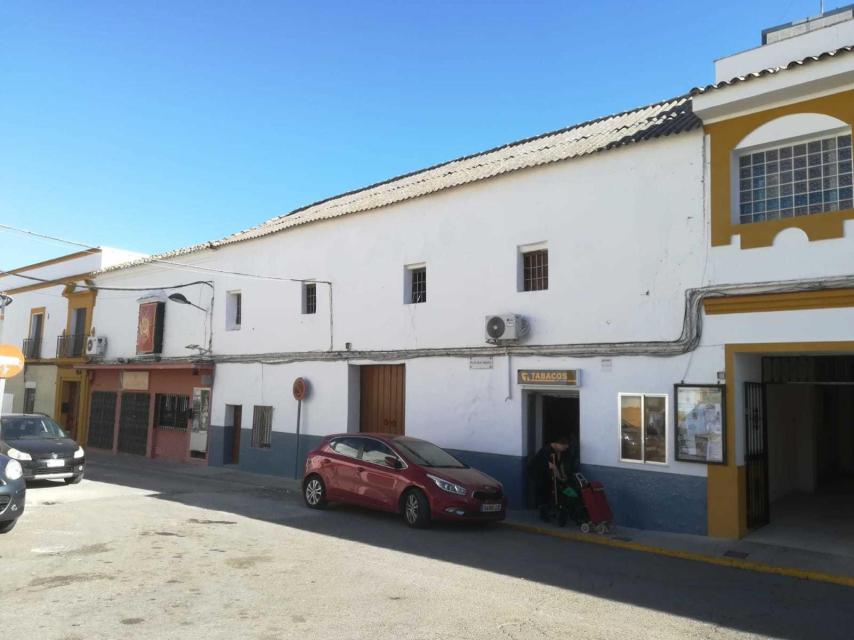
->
[
  {"left": 154, "top": 394, "right": 191, "bottom": 429},
  {"left": 302, "top": 283, "right": 317, "bottom": 315},
  {"left": 619, "top": 393, "right": 667, "bottom": 464},
  {"left": 251, "top": 405, "right": 273, "bottom": 449},
  {"left": 522, "top": 249, "right": 549, "bottom": 291},
  {"left": 226, "top": 291, "right": 242, "bottom": 330},
  {"left": 404, "top": 264, "right": 427, "bottom": 304},
  {"left": 25, "top": 310, "right": 44, "bottom": 359},
  {"left": 23, "top": 388, "right": 36, "bottom": 414},
  {"left": 737, "top": 132, "right": 853, "bottom": 224}
]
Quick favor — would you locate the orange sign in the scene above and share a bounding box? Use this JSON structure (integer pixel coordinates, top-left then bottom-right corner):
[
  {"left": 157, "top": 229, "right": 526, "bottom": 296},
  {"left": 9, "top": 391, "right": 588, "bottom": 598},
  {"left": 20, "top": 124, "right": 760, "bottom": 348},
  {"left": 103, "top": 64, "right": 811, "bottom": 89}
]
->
[{"left": 0, "top": 344, "right": 25, "bottom": 379}]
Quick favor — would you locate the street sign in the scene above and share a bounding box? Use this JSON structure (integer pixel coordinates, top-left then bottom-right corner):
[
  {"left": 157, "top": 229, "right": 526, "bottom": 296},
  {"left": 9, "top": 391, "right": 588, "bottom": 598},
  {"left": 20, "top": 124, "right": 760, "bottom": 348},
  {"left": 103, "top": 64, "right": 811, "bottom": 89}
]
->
[
  {"left": 0, "top": 344, "right": 25, "bottom": 379},
  {"left": 292, "top": 377, "right": 309, "bottom": 400}
]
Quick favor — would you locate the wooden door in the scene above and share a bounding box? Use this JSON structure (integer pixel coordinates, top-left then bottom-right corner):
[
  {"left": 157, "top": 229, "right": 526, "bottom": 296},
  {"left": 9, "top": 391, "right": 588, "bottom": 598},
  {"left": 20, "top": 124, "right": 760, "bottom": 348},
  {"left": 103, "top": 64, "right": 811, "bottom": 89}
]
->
[
  {"left": 360, "top": 365, "right": 405, "bottom": 435},
  {"left": 59, "top": 381, "right": 80, "bottom": 440}
]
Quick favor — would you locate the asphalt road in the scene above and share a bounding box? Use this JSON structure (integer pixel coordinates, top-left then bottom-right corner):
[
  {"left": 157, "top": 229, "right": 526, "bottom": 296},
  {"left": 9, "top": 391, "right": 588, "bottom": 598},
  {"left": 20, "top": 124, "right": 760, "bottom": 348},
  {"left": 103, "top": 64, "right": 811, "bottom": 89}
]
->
[{"left": 1, "top": 456, "right": 851, "bottom": 640}]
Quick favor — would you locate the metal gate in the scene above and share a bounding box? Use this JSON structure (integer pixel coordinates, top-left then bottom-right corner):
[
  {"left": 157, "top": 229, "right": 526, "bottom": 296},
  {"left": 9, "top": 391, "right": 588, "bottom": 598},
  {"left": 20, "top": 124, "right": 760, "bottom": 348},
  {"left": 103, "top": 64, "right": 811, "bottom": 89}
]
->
[
  {"left": 117, "top": 392, "right": 150, "bottom": 455},
  {"left": 744, "top": 382, "right": 769, "bottom": 529},
  {"left": 88, "top": 391, "right": 117, "bottom": 450}
]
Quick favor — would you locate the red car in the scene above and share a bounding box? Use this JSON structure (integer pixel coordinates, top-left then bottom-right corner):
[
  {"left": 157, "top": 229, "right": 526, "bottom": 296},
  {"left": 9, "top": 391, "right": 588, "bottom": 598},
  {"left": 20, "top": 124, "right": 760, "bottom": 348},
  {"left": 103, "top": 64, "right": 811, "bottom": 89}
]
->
[{"left": 303, "top": 434, "right": 507, "bottom": 527}]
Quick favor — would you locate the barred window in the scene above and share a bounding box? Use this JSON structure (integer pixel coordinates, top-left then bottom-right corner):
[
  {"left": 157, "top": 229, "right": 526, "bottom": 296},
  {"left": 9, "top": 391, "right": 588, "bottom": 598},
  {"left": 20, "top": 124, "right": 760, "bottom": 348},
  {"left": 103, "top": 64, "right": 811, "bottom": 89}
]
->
[
  {"left": 738, "top": 132, "right": 853, "bottom": 224},
  {"left": 155, "top": 394, "right": 191, "bottom": 429},
  {"left": 522, "top": 249, "right": 548, "bottom": 292},
  {"left": 410, "top": 267, "right": 426, "bottom": 304},
  {"left": 251, "top": 405, "right": 273, "bottom": 449},
  {"left": 23, "top": 388, "right": 36, "bottom": 414},
  {"left": 302, "top": 283, "right": 316, "bottom": 315}
]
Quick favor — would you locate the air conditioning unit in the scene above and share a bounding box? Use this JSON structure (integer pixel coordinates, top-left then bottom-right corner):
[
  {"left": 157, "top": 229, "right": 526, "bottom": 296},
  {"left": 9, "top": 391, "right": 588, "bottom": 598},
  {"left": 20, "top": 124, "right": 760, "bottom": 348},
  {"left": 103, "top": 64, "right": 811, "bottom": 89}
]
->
[
  {"left": 485, "top": 314, "right": 528, "bottom": 344},
  {"left": 85, "top": 336, "right": 107, "bottom": 357}
]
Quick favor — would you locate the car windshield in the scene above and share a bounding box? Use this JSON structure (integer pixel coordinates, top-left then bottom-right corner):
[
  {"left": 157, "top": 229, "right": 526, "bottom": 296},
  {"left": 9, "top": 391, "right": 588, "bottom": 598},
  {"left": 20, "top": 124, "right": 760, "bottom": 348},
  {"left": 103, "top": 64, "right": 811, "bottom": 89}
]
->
[
  {"left": 0, "top": 416, "right": 68, "bottom": 440},
  {"left": 394, "top": 439, "right": 467, "bottom": 468}
]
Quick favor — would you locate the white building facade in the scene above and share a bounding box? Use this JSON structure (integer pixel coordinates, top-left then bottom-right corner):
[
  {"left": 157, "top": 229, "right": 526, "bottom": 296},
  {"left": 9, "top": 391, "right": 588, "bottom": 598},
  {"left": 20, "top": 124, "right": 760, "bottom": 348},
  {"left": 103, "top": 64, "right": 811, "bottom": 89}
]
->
[{"left": 83, "top": 14, "right": 854, "bottom": 538}]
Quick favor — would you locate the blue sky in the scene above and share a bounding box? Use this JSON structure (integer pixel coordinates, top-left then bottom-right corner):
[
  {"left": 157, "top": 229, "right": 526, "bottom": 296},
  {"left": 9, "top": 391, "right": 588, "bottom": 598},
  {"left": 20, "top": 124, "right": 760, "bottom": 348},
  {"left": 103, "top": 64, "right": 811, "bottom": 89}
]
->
[{"left": 0, "top": 0, "right": 825, "bottom": 268}]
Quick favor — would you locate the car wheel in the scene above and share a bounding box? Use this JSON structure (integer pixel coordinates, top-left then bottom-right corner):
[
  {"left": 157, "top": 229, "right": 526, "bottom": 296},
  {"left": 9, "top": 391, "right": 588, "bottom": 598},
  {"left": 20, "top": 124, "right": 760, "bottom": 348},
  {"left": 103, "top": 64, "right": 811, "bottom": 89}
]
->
[
  {"left": 402, "top": 489, "right": 431, "bottom": 529},
  {"left": 303, "top": 475, "right": 327, "bottom": 509},
  {"left": 0, "top": 520, "right": 17, "bottom": 534},
  {"left": 65, "top": 473, "right": 84, "bottom": 485}
]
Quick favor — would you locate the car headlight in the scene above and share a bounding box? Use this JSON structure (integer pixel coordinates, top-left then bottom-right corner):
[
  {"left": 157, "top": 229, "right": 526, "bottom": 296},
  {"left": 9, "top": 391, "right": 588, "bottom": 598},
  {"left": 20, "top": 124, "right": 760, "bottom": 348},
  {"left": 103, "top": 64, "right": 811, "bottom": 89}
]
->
[
  {"left": 73, "top": 446, "right": 85, "bottom": 459},
  {"left": 427, "top": 474, "right": 467, "bottom": 496},
  {"left": 5, "top": 459, "right": 23, "bottom": 482},
  {"left": 7, "top": 447, "right": 32, "bottom": 461}
]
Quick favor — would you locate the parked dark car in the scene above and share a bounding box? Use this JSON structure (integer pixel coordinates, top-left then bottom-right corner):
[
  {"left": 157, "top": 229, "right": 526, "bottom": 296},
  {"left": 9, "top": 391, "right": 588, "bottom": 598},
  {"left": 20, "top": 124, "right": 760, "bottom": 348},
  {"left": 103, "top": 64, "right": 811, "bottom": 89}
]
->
[
  {"left": 0, "top": 453, "right": 26, "bottom": 533},
  {"left": 0, "top": 414, "right": 86, "bottom": 484},
  {"left": 303, "top": 433, "right": 507, "bottom": 528}
]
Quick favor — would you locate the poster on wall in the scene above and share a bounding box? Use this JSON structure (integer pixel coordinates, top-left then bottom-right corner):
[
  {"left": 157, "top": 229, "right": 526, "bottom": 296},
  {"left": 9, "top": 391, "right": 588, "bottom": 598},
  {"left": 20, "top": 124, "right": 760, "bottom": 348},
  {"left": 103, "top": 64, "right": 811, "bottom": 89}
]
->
[{"left": 674, "top": 384, "right": 726, "bottom": 464}]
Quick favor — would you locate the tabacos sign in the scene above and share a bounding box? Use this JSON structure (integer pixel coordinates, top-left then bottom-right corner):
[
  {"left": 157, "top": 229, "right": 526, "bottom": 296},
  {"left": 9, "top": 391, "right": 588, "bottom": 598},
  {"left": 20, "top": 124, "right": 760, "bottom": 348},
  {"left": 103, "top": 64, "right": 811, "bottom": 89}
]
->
[{"left": 517, "top": 369, "right": 580, "bottom": 386}]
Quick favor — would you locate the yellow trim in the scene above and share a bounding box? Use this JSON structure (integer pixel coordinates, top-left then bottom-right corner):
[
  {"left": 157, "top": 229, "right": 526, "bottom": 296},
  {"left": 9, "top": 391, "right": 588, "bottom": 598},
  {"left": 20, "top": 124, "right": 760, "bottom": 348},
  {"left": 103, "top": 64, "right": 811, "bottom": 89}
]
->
[
  {"left": 4, "top": 272, "right": 95, "bottom": 295},
  {"left": 27, "top": 307, "right": 46, "bottom": 359},
  {"left": 54, "top": 367, "right": 90, "bottom": 444},
  {"left": 501, "top": 521, "right": 854, "bottom": 588},
  {"left": 63, "top": 287, "right": 96, "bottom": 337},
  {"left": 708, "top": 89, "right": 854, "bottom": 248},
  {"left": 5, "top": 249, "right": 99, "bottom": 275},
  {"left": 709, "top": 341, "right": 854, "bottom": 539},
  {"left": 704, "top": 288, "right": 854, "bottom": 315}
]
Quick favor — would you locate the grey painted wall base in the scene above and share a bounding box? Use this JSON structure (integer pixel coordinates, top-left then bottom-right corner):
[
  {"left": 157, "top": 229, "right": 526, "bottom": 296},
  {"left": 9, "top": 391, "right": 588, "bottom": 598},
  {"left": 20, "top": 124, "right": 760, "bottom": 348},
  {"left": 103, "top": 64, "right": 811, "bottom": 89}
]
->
[
  {"left": 208, "top": 429, "right": 706, "bottom": 533},
  {"left": 581, "top": 464, "right": 707, "bottom": 535}
]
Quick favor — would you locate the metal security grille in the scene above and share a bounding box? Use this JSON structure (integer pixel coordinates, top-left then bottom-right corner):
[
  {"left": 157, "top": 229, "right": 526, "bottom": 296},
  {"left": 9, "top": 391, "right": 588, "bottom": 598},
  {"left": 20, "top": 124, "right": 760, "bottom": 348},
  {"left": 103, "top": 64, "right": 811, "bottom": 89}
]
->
[
  {"left": 117, "top": 392, "right": 150, "bottom": 455},
  {"left": 303, "top": 283, "right": 316, "bottom": 314},
  {"left": 523, "top": 250, "right": 548, "bottom": 291},
  {"left": 88, "top": 391, "right": 117, "bottom": 449},
  {"left": 154, "top": 394, "right": 191, "bottom": 429},
  {"left": 251, "top": 406, "right": 273, "bottom": 448},
  {"left": 745, "top": 382, "right": 769, "bottom": 530},
  {"left": 410, "top": 267, "right": 426, "bottom": 304}
]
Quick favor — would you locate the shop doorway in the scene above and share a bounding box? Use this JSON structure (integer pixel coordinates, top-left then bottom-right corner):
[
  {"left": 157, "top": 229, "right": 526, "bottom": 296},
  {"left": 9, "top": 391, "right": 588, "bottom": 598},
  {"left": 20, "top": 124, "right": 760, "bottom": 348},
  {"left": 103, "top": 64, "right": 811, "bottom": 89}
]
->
[
  {"left": 58, "top": 380, "right": 81, "bottom": 441},
  {"left": 525, "top": 392, "right": 580, "bottom": 507},
  {"left": 744, "top": 355, "right": 854, "bottom": 556}
]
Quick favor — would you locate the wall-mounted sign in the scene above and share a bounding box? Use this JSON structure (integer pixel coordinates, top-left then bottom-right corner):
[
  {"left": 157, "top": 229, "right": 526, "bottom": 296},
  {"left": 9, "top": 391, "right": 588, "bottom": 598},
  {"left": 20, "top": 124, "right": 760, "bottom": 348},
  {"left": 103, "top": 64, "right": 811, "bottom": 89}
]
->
[
  {"left": 469, "top": 356, "right": 494, "bottom": 370},
  {"left": 121, "top": 371, "right": 150, "bottom": 391},
  {"left": 675, "top": 384, "right": 726, "bottom": 465},
  {"left": 136, "top": 302, "right": 165, "bottom": 355},
  {"left": 517, "top": 369, "right": 580, "bottom": 386},
  {"left": 293, "top": 377, "right": 309, "bottom": 401}
]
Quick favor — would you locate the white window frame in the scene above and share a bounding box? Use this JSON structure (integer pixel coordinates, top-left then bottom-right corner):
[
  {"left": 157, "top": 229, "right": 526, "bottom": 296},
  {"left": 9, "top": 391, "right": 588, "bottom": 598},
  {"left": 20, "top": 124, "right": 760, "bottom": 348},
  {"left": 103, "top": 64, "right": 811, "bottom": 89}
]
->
[
  {"left": 617, "top": 392, "right": 668, "bottom": 466},
  {"left": 403, "top": 263, "right": 427, "bottom": 305},
  {"left": 226, "top": 291, "right": 242, "bottom": 331}
]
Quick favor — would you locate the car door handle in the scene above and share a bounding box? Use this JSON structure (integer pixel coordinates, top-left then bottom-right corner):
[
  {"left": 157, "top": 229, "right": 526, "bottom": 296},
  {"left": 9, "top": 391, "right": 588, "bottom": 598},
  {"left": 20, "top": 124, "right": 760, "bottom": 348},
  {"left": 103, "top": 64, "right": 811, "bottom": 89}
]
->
[
  {"left": 357, "top": 467, "right": 365, "bottom": 472},
  {"left": 320, "top": 458, "right": 331, "bottom": 465}
]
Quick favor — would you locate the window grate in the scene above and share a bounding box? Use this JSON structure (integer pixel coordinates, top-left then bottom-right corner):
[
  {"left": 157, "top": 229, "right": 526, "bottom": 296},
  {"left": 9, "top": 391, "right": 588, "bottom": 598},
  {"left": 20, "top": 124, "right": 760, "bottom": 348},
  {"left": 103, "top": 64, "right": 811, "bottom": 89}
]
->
[
  {"left": 251, "top": 406, "right": 273, "bottom": 449},
  {"left": 303, "top": 283, "right": 317, "bottom": 314},
  {"left": 410, "top": 267, "right": 427, "bottom": 304},
  {"left": 154, "top": 394, "right": 191, "bottom": 429},
  {"left": 23, "top": 388, "right": 36, "bottom": 414},
  {"left": 738, "top": 132, "right": 853, "bottom": 224},
  {"left": 523, "top": 249, "right": 548, "bottom": 291},
  {"left": 234, "top": 293, "right": 241, "bottom": 326}
]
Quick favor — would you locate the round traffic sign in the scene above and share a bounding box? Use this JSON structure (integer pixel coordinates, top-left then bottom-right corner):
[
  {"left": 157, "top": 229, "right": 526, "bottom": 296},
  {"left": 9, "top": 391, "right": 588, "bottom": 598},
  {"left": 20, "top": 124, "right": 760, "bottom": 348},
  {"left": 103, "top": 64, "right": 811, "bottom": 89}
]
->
[
  {"left": 292, "top": 377, "right": 309, "bottom": 401},
  {"left": 0, "top": 344, "right": 25, "bottom": 379}
]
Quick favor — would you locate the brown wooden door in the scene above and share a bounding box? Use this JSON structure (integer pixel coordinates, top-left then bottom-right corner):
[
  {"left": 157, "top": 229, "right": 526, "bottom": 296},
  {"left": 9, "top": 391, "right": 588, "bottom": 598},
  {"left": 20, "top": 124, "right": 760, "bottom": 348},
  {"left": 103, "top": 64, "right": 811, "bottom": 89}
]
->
[{"left": 360, "top": 365, "right": 405, "bottom": 435}]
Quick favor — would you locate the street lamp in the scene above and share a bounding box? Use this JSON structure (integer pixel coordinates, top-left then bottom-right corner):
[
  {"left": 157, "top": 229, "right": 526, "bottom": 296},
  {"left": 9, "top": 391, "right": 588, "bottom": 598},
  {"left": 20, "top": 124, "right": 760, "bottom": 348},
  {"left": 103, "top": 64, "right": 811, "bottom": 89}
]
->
[{"left": 168, "top": 293, "right": 208, "bottom": 312}]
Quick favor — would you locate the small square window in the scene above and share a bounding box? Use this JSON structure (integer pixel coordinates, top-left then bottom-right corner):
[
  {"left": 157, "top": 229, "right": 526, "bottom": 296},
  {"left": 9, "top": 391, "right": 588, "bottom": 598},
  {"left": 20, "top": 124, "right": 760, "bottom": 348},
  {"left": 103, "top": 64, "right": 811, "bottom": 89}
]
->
[
  {"left": 521, "top": 248, "right": 548, "bottom": 292},
  {"left": 302, "top": 282, "right": 317, "bottom": 315}
]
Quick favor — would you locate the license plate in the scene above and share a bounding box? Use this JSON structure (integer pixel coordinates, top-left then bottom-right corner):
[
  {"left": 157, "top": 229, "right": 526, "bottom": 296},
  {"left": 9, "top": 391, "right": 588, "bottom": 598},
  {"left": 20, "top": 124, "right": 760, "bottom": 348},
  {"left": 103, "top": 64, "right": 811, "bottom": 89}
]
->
[
  {"left": 45, "top": 459, "right": 65, "bottom": 468},
  {"left": 481, "top": 503, "right": 502, "bottom": 513}
]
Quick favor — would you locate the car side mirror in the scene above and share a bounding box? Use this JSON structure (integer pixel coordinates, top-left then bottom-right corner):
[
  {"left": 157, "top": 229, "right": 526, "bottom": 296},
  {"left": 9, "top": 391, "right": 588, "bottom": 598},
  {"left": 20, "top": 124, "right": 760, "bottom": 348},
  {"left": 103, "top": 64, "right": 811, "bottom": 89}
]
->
[{"left": 385, "top": 456, "right": 402, "bottom": 469}]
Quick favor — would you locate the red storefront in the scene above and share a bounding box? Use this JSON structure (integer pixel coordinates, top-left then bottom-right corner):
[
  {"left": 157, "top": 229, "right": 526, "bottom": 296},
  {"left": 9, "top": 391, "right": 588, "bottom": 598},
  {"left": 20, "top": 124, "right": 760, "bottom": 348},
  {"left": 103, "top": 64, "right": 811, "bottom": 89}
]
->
[{"left": 81, "top": 362, "right": 213, "bottom": 463}]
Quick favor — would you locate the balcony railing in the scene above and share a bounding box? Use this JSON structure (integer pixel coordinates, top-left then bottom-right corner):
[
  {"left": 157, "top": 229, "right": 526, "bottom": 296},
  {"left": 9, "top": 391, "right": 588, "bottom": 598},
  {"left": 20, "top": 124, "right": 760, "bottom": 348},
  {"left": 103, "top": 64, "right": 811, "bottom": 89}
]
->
[
  {"left": 22, "top": 338, "right": 42, "bottom": 360},
  {"left": 56, "top": 334, "right": 85, "bottom": 358}
]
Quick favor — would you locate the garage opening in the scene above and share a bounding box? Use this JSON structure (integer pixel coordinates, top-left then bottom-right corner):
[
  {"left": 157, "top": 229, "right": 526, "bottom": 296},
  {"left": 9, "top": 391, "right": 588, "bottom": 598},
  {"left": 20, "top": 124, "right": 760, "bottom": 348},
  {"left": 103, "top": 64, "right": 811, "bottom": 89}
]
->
[
  {"left": 745, "top": 355, "right": 854, "bottom": 556},
  {"left": 525, "top": 392, "right": 580, "bottom": 507}
]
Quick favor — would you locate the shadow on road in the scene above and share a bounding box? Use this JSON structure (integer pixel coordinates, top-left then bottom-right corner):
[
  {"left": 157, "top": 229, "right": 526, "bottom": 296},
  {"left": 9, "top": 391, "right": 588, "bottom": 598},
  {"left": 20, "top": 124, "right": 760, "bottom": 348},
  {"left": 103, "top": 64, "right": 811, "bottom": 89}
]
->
[{"left": 73, "top": 454, "right": 854, "bottom": 640}]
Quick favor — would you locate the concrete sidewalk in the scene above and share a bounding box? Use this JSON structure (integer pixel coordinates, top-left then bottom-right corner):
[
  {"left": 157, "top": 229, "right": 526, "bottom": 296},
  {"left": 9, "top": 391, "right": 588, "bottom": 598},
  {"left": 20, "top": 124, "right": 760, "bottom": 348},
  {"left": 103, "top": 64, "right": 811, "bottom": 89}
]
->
[
  {"left": 504, "top": 509, "right": 854, "bottom": 588},
  {"left": 87, "top": 452, "right": 854, "bottom": 588}
]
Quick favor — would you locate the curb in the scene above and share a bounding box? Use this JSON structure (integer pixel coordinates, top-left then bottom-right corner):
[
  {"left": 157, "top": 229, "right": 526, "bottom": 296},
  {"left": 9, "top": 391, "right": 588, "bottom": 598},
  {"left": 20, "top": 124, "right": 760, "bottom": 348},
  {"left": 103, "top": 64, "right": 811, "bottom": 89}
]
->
[{"left": 501, "top": 520, "right": 854, "bottom": 589}]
